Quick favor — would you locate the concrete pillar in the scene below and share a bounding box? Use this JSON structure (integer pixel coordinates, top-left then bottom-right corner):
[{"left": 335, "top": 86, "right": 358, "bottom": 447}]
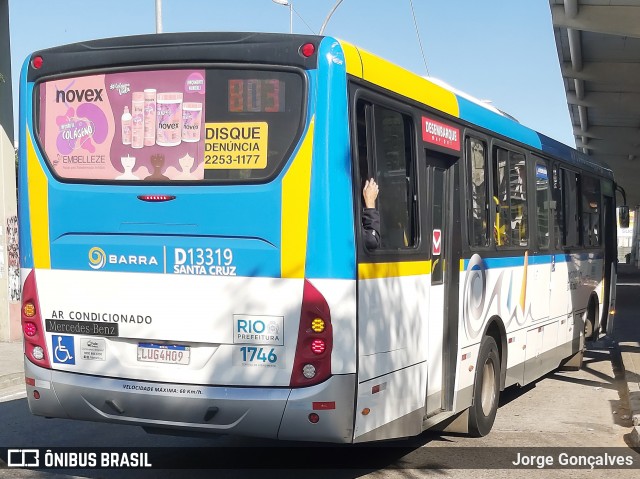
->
[{"left": 0, "top": 0, "right": 19, "bottom": 341}]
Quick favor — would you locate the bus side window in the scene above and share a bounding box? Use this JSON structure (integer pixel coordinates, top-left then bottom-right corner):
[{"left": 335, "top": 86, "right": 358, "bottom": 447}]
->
[
  {"left": 493, "top": 147, "right": 528, "bottom": 247},
  {"left": 355, "top": 100, "right": 372, "bottom": 180},
  {"left": 533, "top": 157, "right": 551, "bottom": 249},
  {"left": 553, "top": 166, "right": 564, "bottom": 249},
  {"left": 508, "top": 153, "right": 528, "bottom": 246},
  {"left": 561, "top": 168, "right": 579, "bottom": 247},
  {"left": 581, "top": 175, "right": 601, "bottom": 246},
  {"left": 355, "top": 99, "right": 383, "bottom": 251},
  {"left": 493, "top": 148, "right": 509, "bottom": 246},
  {"left": 373, "top": 105, "right": 417, "bottom": 250},
  {"left": 467, "top": 138, "right": 489, "bottom": 247}
]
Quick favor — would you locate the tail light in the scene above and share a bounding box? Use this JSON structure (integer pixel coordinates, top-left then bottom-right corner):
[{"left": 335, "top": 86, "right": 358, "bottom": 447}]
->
[
  {"left": 300, "top": 43, "right": 316, "bottom": 58},
  {"left": 21, "top": 270, "right": 51, "bottom": 368},
  {"left": 289, "top": 280, "right": 333, "bottom": 387},
  {"left": 137, "top": 195, "right": 176, "bottom": 202},
  {"left": 31, "top": 55, "right": 44, "bottom": 69}
]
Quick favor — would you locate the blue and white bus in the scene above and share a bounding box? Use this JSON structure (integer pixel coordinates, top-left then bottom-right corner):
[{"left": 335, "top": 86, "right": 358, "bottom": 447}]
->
[{"left": 19, "top": 32, "right": 624, "bottom": 443}]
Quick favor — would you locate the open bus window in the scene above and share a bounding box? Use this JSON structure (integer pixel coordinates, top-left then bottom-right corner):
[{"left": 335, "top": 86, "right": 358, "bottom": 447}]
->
[
  {"left": 373, "top": 106, "right": 417, "bottom": 250},
  {"left": 581, "top": 175, "right": 601, "bottom": 246},
  {"left": 355, "top": 100, "right": 371, "bottom": 181},
  {"left": 35, "top": 68, "right": 304, "bottom": 184}
]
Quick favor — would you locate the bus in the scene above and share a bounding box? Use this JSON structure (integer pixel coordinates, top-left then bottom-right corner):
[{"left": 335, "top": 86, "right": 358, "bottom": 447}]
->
[{"left": 18, "top": 32, "right": 626, "bottom": 443}]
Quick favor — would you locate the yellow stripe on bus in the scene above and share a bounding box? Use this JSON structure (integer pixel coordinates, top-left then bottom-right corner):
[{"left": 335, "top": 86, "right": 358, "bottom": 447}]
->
[
  {"left": 357, "top": 48, "right": 459, "bottom": 118},
  {"left": 26, "top": 129, "right": 51, "bottom": 269},
  {"left": 339, "top": 41, "right": 364, "bottom": 77},
  {"left": 358, "top": 261, "right": 431, "bottom": 280},
  {"left": 281, "top": 118, "right": 315, "bottom": 278},
  {"left": 520, "top": 250, "right": 529, "bottom": 312}
]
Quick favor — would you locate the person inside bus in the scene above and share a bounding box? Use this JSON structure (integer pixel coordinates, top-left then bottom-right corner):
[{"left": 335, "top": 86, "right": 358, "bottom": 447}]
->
[{"left": 362, "top": 178, "right": 381, "bottom": 249}]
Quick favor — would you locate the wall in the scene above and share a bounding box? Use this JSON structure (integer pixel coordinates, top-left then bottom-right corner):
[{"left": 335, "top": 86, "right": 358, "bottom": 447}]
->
[{"left": 0, "top": 0, "right": 20, "bottom": 341}]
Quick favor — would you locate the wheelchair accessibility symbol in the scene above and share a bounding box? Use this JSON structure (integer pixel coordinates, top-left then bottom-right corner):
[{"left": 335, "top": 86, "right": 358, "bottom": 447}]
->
[{"left": 52, "top": 335, "right": 75, "bottom": 364}]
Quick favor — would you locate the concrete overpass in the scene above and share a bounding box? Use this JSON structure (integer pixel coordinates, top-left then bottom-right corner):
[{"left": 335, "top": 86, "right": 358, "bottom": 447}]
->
[{"left": 550, "top": 0, "right": 640, "bottom": 209}]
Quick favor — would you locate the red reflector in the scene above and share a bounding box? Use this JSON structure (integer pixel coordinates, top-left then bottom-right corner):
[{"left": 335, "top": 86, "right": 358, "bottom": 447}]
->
[
  {"left": 33, "top": 390, "right": 41, "bottom": 400},
  {"left": 308, "top": 413, "right": 320, "bottom": 423},
  {"left": 310, "top": 339, "right": 326, "bottom": 354},
  {"left": 25, "top": 377, "right": 35, "bottom": 387},
  {"left": 312, "top": 401, "right": 335, "bottom": 410},
  {"left": 300, "top": 43, "right": 315, "bottom": 57},
  {"left": 32, "top": 56, "right": 43, "bottom": 69},
  {"left": 137, "top": 195, "right": 176, "bottom": 202},
  {"left": 371, "top": 382, "right": 387, "bottom": 394}
]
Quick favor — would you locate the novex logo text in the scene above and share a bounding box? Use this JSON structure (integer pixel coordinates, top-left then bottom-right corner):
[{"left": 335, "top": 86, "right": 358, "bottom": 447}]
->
[{"left": 56, "top": 88, "right": 104, "bottom": 103}]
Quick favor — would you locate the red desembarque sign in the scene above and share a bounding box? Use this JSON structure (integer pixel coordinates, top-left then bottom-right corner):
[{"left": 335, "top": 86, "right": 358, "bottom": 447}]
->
[{"left": 422, "top": 116, "right": 460, "bottom": 151}]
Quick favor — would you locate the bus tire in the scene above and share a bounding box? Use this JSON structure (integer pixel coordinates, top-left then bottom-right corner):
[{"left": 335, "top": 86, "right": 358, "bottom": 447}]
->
[
  {"left": 468, "top": 335, "right": 500, "bottom": 437},
  {"left": 584, "top": 299, "right": 599, "bottom": 341}
]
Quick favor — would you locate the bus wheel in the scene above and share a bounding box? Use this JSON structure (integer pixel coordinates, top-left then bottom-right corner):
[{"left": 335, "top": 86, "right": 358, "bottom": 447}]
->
[
  {"left": 584, "top": 316, "right": 594, "bottom": 340},
  {"left": 584, "top": 300, "right": 599, "bottom": 341},
  {"left": 468, "top": 335, "right": 500, "bottom": 437}
]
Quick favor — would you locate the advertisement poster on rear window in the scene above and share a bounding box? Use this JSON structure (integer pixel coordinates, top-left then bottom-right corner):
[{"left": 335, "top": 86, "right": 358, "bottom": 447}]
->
[{"left": 39, "top": 70, "right": 206, "bottom": 181}]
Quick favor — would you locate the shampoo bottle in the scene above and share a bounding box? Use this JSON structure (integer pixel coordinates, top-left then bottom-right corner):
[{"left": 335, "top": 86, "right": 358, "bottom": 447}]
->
[
  {"left": 121, "top": 106, "right": 132, "bottom": 145},
  {"left": 143, "top": 89, "right": 157, "bottom": 146},
  {"left": 131, "top": 92, "right": 145, "bottom": 149}
]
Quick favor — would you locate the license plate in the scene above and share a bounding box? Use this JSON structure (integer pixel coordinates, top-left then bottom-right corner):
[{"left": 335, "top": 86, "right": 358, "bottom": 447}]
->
[{"left": 137, "top": 343, "right": 190, "bottom": 365}]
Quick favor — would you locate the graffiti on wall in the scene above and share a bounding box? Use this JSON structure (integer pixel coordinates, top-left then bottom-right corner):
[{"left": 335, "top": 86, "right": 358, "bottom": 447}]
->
[{"left": 6, "top": 215, "right": 19, "bottom": 301}]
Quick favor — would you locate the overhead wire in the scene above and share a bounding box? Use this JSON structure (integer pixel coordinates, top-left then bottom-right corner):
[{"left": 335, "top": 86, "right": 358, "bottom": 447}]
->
[
  {"left": 292, "top": 5, "right": 317, "bottom": 34},
  {"left": 409, "top": 0, "right": 430, "bottom": 76}
]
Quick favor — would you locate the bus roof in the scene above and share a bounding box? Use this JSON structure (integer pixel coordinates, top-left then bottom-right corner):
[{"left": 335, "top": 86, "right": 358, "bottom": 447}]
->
[
  {"left": 26, "top": 32, "right": 319, "bottom": 81},
  {"left": 338, "top": 39, "right": 614, "bottom": 180}
]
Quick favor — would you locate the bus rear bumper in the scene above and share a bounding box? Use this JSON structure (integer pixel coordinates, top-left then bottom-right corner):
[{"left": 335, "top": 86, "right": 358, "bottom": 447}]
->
[{"left": 24, "top": 359, "right": 355, "bottom": 443}]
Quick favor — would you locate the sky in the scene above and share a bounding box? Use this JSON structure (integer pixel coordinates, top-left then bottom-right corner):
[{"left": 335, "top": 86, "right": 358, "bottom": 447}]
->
[{"left": 7, "top": 0, "right": 575, "bottom": 147}]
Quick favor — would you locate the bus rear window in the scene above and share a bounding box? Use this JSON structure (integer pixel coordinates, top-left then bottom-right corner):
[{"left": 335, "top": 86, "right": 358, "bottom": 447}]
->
[{"left": 35, "top": 68, "right": 304, "bottom": 183}]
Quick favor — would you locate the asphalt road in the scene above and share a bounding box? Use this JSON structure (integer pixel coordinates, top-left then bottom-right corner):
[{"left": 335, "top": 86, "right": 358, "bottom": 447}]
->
[
  {"left": 1, "top": 335, "right": 638, "bottom": 479},
  {"left": 4, "top": 265, "right": 640, "bottom": 478}
]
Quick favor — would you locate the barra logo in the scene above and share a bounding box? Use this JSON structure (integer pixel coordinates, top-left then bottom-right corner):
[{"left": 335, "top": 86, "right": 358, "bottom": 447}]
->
[
  {"left": 88, "top": 246, "right": 159, "bottom": 270},
  {"left": 88, "top": 247, "right": 106, "bottom": 269}
]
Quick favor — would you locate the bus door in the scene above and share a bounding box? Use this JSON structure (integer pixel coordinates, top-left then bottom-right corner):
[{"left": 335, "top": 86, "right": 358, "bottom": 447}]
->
[
  {"left": 549, "top": 167, "right": 576, "bottom": 321},
  {"left": 424, "top": 149, "right": 460, "bottom": 416},
  {"left": 602, "top": 191, "right": 616, "bottom": 334}
]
